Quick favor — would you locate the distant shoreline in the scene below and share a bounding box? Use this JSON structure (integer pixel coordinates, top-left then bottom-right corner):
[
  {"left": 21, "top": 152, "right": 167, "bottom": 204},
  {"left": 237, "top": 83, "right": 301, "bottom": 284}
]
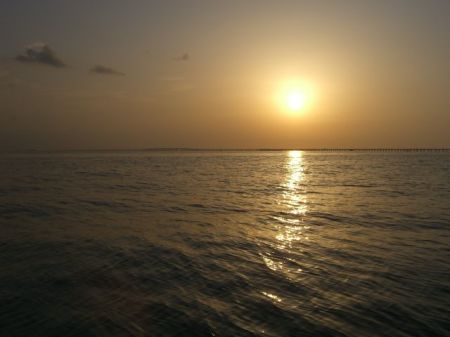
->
[{"left": 1, "top": 148, "right": 449, "bottom": 154}]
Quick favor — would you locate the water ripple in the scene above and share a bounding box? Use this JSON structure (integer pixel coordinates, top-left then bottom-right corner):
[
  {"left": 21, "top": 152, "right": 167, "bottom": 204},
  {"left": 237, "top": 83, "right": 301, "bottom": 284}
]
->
[{"left": 0, "top": 151, "right": 449, "bottom": 336}]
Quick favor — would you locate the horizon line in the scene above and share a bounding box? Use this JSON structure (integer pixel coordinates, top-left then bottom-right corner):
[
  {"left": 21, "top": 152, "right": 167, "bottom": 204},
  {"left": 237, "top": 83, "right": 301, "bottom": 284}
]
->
[{"left": 1, "top": 147, "right": 450, "bottom": 153}]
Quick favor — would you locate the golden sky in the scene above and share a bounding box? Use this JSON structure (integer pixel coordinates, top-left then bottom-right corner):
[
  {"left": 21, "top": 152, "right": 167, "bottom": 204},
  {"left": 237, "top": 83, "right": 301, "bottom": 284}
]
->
[{"left": 1, "top": 1, "right": 449, "bottom": 149}]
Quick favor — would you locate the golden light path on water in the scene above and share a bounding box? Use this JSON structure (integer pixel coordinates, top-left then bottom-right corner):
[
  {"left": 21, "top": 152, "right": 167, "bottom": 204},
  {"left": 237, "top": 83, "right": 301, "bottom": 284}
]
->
[
  {"left": 261, "top": 151, "right": 309, "bottom": 303},
  {"left": 276, "top": 150, "right": 308, "bottom": 248}
]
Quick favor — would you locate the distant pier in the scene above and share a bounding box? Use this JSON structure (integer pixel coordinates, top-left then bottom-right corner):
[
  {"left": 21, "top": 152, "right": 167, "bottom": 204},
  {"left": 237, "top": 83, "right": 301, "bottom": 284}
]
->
[{"left": 292, "top": 148, "right": 450, "bottom": 152}]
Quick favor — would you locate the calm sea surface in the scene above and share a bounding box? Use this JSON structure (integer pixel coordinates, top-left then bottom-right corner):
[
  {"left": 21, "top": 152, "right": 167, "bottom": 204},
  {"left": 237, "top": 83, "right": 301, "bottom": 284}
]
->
[{"left": 0, "top": 151, "right": 449, "bottom": 337}]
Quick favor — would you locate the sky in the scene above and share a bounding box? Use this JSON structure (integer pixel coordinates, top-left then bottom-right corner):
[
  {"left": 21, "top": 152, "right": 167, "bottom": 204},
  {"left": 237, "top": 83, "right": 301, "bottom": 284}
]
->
[{"left": 1, "top": 0, "right": 449, "bottom": 150}]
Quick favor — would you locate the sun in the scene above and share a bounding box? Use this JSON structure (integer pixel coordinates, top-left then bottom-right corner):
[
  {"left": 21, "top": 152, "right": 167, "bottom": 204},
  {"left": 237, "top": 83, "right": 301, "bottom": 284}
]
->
[
  {"left": 286, "top": 91, "right": 306, "bottom": 111},
  {"left": 274, "top": 80, "right": 314, "bottom": 114}
]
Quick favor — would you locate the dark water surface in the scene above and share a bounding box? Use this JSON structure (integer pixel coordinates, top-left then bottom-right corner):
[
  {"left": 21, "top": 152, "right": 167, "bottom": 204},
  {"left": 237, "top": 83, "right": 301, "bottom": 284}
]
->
[{"left": 0, "top": 151, "right": 449, "bottom": 337}]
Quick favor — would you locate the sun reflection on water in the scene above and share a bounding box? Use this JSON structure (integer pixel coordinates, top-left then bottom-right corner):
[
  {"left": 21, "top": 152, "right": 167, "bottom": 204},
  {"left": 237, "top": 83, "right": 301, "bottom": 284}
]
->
[
  {"left": 261, "top": 151, "right": 309, "bottom": 283},
  {"left": 262, "top": 291, "right": 283, "bottom": 303},
  {"left": 275, "top": 151, "right": 308, "bottom": 249},
  {"left": 283, "top": 151, "right": 307, "bottom": 217}
]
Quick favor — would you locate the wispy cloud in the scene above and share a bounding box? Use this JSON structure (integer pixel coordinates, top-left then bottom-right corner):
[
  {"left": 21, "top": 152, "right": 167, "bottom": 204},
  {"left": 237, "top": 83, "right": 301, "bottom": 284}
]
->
[
  {"left": 89, "top": 65, "right": 124, "bottom": 76},
  {"left": 15, "top": 42, "right": 66, "bottom": 68},
  {"left": 173, "top": 53, "right": 189, "bottom": 61}
]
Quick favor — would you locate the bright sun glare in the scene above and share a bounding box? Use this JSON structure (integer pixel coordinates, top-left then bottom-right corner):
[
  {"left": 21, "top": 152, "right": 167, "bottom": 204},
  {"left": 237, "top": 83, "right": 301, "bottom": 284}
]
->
[
  {"left": 286, "top": 91, "right": 306, "bottom": 111},
  {"left": 275, "top": 80, "right": 314, "bottom": 114}
]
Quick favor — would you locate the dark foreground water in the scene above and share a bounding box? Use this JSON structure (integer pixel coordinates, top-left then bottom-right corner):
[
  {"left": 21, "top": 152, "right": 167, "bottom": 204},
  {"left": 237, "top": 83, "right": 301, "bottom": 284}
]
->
[{"left": 0, "top": 151, "right": 449, "bottom": 337}]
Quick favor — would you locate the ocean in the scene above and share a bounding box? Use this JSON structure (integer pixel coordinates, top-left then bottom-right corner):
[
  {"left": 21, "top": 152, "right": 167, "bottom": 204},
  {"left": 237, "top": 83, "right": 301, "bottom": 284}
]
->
[{"left": 0, "top": 151, "right": 449, "bottom": 337}]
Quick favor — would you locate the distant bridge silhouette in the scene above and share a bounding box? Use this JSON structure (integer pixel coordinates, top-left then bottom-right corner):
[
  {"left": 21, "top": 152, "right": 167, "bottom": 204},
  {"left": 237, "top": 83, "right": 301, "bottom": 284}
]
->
[{"left": 285, "top": 148, "right": 450, "bottom": 152}]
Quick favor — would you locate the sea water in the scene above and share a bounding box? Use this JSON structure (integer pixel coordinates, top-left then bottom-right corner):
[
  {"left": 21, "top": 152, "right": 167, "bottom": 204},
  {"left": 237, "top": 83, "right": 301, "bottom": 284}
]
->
[{"left": 0, "top": 151, "right": 449, "bottom": 336}]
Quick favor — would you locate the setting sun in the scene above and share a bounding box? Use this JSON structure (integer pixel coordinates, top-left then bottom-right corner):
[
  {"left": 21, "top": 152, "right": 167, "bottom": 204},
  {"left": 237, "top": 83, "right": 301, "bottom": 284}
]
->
[
  {"left": 286, "top": 91, "right": 306, "bottom": 112},
  {"left": 275, "top": 80, "right": 315, "bottom": 115}
]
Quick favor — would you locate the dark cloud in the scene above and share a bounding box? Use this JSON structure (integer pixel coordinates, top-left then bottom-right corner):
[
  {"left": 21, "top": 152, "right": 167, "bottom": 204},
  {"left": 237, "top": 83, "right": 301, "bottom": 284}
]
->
[
  {"left": 15, "top": 43, "right": 66, "bottom": 68},
  {"left": 174, "top": 53, "right": 189, "bottom": 61},
  {"left": 90, "top": 65, "right": 125, "bottom": 76}
]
